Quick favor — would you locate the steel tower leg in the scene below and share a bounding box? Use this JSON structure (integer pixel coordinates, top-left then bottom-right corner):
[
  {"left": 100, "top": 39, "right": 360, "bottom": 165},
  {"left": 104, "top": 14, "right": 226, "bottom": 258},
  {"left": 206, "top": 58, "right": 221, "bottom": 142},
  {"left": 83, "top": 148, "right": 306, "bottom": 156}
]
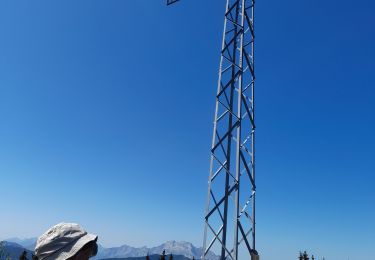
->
[{"left": 202, "top": 0, "right": 256, "bottom": 259}]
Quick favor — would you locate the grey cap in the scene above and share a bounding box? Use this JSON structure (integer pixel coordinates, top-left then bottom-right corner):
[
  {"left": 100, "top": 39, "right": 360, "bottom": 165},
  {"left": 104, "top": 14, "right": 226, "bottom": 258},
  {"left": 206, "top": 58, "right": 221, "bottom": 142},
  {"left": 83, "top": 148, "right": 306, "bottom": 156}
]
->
[{"left": 35, "top": 223, "right": 98, "bottom": 260}]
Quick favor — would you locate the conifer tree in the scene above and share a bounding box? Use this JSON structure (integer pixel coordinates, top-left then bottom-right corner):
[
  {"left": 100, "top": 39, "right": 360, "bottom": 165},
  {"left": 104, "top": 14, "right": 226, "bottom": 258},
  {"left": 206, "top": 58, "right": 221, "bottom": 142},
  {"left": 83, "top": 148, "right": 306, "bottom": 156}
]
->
[
  {"left": 20, "top": 250, "right": 28, "bottom": 260},
  {"left": 160, "top": 250, "right": 166, "bottom": 260},
  {"left": 168, "top": 253, "right": 173, "bottom": 260},
  {"left": 19, "top": 250, "right": 28, "bottom": 260},
  {"left": 146, "top": 253, "right": 150, "bottom": 260}
]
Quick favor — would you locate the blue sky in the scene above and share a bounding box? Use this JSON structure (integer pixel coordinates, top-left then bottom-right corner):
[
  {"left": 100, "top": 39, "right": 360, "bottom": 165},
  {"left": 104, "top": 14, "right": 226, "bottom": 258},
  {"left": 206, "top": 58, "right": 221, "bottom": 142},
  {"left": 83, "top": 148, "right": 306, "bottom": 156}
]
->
[{"left": 0, "top": 0, "right": 374, "bottom": 259}]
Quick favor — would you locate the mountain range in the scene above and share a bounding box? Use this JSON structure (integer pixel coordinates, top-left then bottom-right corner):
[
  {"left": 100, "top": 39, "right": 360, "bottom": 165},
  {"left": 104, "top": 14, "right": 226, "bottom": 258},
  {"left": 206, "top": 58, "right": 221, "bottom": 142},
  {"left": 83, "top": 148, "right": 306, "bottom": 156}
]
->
[
  {"left": 2, "top": 238, "right": 219, "bottom": 260},
  {"left": 0, "top": 241, "right": 33, "bottom": 260},
  {"left": 5, "top": 237, "right": 36, "bottom": 251},
  {"left": 99, "top": 254, "right": 191, "bottom": 260}
]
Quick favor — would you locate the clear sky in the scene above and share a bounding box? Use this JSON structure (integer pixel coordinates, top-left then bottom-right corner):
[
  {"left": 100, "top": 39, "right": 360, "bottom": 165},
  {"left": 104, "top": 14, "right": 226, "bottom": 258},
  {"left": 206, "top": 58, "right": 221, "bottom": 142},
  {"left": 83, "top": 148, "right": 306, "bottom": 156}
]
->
[{"left": 0, "top": 0, "right": 374, "bottom": 259}]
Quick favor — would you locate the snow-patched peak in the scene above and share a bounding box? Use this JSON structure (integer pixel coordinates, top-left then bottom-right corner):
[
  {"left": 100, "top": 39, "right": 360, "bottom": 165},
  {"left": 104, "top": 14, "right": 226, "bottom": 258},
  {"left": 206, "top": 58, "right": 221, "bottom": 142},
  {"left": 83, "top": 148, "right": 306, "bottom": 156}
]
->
[{"left": 160, "top": 240, "right": 194, "bottom": 250}]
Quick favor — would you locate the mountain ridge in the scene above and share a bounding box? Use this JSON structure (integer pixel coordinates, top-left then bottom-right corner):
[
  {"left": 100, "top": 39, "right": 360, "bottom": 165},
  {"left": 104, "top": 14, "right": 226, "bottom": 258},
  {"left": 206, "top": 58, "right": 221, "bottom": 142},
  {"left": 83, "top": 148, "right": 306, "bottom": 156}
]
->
[
  {"left": 3, "top": 238, "right": 218, "bottom": 260},
  {"left": 99, "top": 254, "right": 191, "bottom": 260},
  {"left": 0, "top": 241, "right": 33, "bottom": 260},
  {"left": 93, "top": 240, "right": 218, "bottom": 260}
]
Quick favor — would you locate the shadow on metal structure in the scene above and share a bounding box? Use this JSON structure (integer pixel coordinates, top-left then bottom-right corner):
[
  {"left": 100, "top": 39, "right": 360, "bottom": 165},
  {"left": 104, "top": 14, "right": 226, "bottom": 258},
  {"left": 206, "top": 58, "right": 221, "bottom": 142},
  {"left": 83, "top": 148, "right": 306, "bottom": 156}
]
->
[{"left": 166, "top": 0, "right": 179, "bottom": 6}]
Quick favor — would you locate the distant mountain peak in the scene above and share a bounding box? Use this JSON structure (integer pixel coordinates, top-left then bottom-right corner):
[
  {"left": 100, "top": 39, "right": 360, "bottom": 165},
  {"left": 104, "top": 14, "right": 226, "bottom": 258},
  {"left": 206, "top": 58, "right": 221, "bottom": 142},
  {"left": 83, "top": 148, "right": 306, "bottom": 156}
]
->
[
  {"left": 161, "top": 240, "right": 193, "bottom": 247},
  {"left": 4, "top": 237, "right": 37, "bottom": 251}
]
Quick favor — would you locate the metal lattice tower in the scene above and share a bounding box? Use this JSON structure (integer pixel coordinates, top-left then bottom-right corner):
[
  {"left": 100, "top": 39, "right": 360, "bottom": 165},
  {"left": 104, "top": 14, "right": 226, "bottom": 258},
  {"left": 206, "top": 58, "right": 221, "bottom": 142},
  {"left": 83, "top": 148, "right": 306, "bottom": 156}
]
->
[
  {"left": 202, "top": 0, "right": 256, "bottom": 259},
  {"left": 167, "top": 0, "right": 257, "bottom": 259}
]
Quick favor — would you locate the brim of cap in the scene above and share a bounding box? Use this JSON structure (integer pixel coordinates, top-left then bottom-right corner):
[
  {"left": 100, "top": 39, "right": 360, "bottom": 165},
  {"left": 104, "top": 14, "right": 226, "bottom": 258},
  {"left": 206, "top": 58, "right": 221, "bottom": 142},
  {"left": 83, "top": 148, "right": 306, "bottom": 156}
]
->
[{"left": 42, "top": 233, "right": 98, "bottom": 260}]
